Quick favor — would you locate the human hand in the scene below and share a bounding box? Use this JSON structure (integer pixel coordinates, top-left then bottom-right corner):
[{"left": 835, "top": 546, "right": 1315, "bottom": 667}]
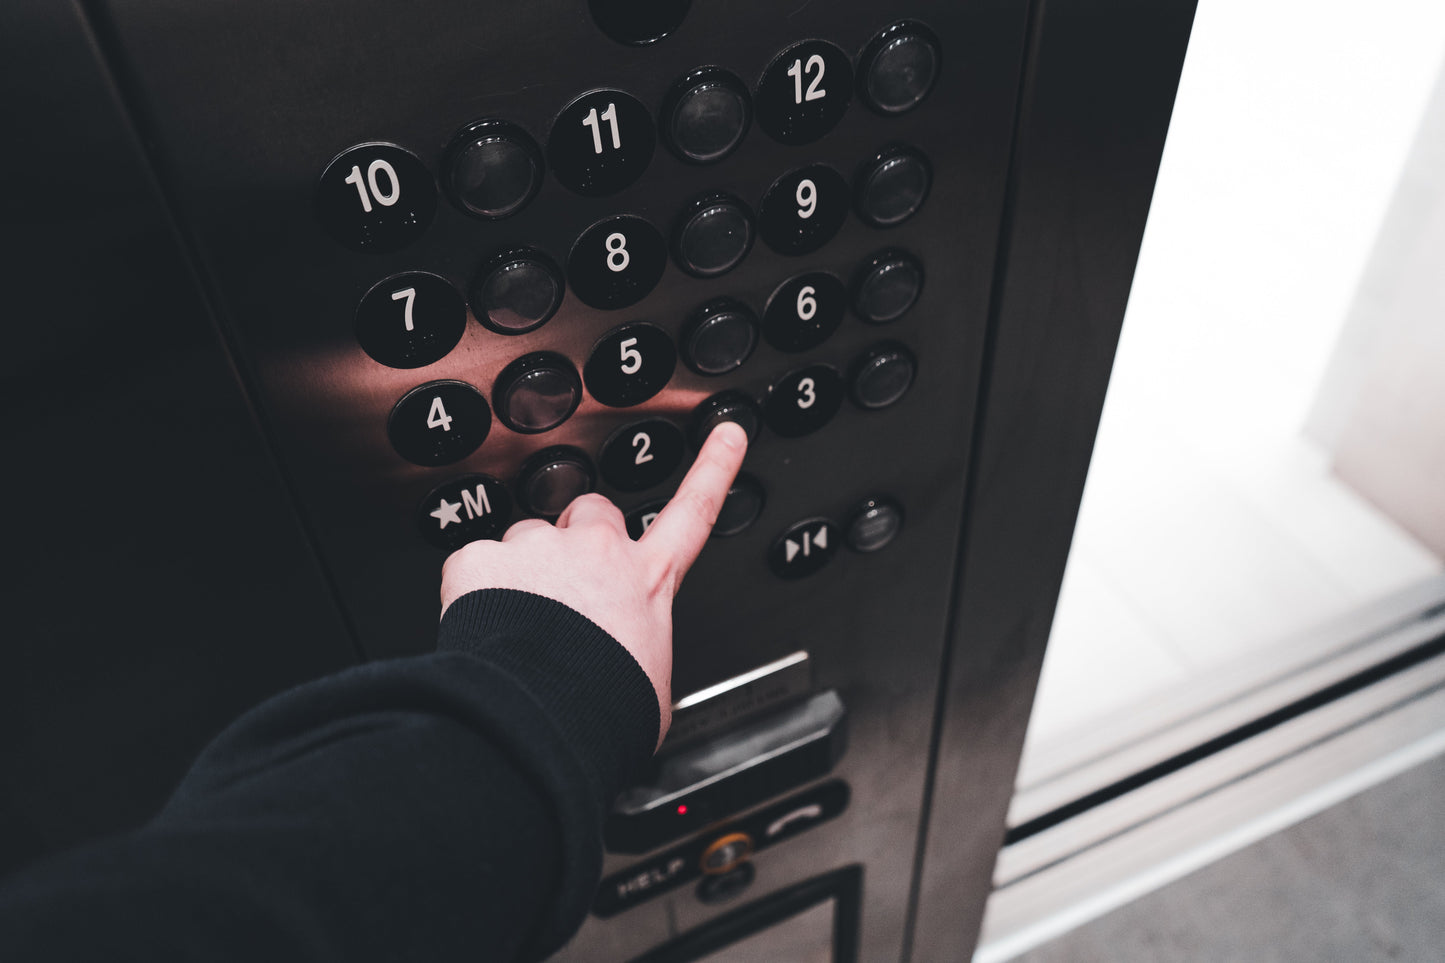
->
[{"left": 439, "top": 421, "right": 749, "bottom": 746}]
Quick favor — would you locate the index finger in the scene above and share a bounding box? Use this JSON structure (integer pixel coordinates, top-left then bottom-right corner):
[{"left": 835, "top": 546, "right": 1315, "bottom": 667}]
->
[{"left": 641, "top": 421, "right": 749, "bottom": 587}]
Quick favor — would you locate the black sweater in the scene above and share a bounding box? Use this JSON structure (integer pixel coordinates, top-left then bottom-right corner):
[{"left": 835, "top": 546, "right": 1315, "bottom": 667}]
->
[{"left": 0, "top": 589, "right": 660, "bottom": 962}]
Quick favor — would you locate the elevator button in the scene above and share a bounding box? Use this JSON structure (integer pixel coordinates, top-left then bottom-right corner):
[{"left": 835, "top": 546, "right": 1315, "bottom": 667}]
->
[
  {"left": 769, "top": 518, "right": 840, "bottom": 579},
  {"left": 856, "top": 145, "right": 931, "bottom": 228},
  {"left": 663, "top": 67, "right": 751, "bottom": 164},
  {"left": 584, "top": 322, "right": 676, "bottom": 408},
  {"left": 590, "top": 0, "right": 690, "bottom": 45},
  {"left": 673, "top": 193, "right": 754, "bottom": 278},
  {"left": 755, "top": 40, "right": 854, "bottom": 145},
  {"left": 388, "top": 381, "right": 491, "bottom": 466},
  {"left": 518, "top": 447, "right": 595, "bottom": 517},
  {"left": 762, "top": 272, "right": 845, "bottom": 352},
  {"left": 549, "top": 89, "right": 656, "bottom": 196},
  {"left": 626, "top": 499, "right": 669, "bottom": 540},
  {"left": 714, "top": 473, "right": 765, "bottom": 537},
  {"left": 493, "top": 352, "right": 582, "bottom": 433},
  {"left": 696, "top": 863, "right": 755, "bottom": 905},
  {"left": 315, "top": 142, "right": 436, "bottom": 253},
  {"left": 470, "top": 248, "right": 565, "bottom": 335},
  {"left": 852, "top": 248, "right": 923, "bottom": 323},
  {"left": 764, "top": 364, "right": 843, "bottom": 437},
  {"left": 681, "top": 299, "right": 758, "bottom": 375},
  {"left": 700, "top": 832, "right": 754, "bottom": 875},
  {"left": 758, "top": 164, "right": 849, "bottom": 256},
  {"left": 846, "top": 497, "right": 903, "bottom": 553},
  {"left": 568, "top": 214, "right": 667, "bottom": 310},
  {"left": 356, "top": 272, "right": 466, "bottom": 369},
  {"left": 444, "top": 120, "right": 543, "bottom": 219},
  {"left": 689, "top": 391, "right": 761, "bottom": 450},
  {"left": 858, "top": 21, "right": 941, "bottom": 115},
  {"left": 418, "top": 474, "right": 511, "bottom": 550},
  {"left": 850, "top": 341, "right": 916, "bottom": 409},
  {"left": 600, "top": 419, "right": 685, "bottom": 492}
]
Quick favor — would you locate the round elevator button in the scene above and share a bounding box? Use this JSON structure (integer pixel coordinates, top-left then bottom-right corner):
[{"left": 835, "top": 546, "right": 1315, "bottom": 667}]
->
[
  {"left": 388, "top": 381, "right": 491, "bottom": 466},
  {"left": 762, "top": 272, "right": 846, "bottom": 352},
  {"left": 690, "top": 391, "right": 762, "bottom": 449},
  {"left": 315, "top": 143, "right": 436, "bottom": 253},
  {"left": 769, "top": 517, "right": 840, "bottom": 579},
  {"left": 856, "top": 145, "right": 931, "bottom": 228},
  {"left": 590, "top": 0, "right": 690, "bottom": 45},
  {"left": 518, "top": 447, "right": 595, "bottom": 517},
  {"left": 356, "top": 272, "right": 466, "bottom": 369},
  {"left": 492, "top": 353, "right": 582, "bottom": 433},
  {"left": 418, "top": 474, "right": 512, "bottom": 550},
  {"left": 758, "top": 164, "right": 849, "bottom": 256},
  {"left": 549, "top": 89, "right": 656, "bottom": 196},
  {"left": 858, "top": 21, "right": 942, "bottom": 115},
  {"left": 584, "top": 322, "right": 677, "bottom": 407},
  {"left": 755, "top": 40, "right": 854, "bottom": 145},
  {"left": 852, "top": 249, "right": 923, "bottom": 323},
  {"left": 662, "top": 67, "right": 752, "bottom": 164},
  {"left": 846, "top": 496, "right": 904, "bottom": 552},
  {"left": 673, "top": 193, "right": 755, "bottom": 278},
  {"left": 444, "top": 120, "right": 543, "bottom": 219},
  {"left": 714, "top": 473, "right": 765, "bottom": 537},
  {"left": 764, "top": 364, "right": 844, "bottom": 438},
  {"left": 851, "top": 341, "right": 916, "bottom": 410},
  {"left": 470, "top": 248, "right": 565, "bottom": 335},
  {"left": 600, "top": 418, "right": 685, "bottom": 491},
  {"left": 568, "top": 214, "right": 668, "bottom": 310},
  {"left": 625, "top": 498, "right": 669, "bottom": 540},
  {"left": 681, "top": 299, "right": 758, "bottom": 375},
  {"left": 700, "top": 832, "right": 754, "bottom": 875}
]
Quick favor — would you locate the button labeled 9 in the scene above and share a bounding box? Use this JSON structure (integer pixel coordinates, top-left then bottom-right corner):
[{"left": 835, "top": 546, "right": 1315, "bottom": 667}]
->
[{"left": 759, "top": 164, "right": 849, "bottom": 256}]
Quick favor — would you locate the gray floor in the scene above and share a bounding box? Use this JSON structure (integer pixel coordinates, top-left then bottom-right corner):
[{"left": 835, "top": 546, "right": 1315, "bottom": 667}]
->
[{"left": 1016, "top": 752, "right": 1445, "bottom": 962}]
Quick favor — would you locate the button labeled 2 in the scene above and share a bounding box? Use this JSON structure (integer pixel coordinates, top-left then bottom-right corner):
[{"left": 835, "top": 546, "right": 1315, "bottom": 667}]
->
[
  {"left": 600, "top": 419, "right": 684, "bottom": 492},
  {"left": 388, "top": 381, "right": 491, "bottom": 466}
]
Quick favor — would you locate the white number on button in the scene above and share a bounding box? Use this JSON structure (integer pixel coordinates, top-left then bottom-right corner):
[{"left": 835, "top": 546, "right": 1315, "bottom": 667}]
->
[
  {"left": 796, "top": 285, "right": 817, "bottom": 321},
  {"left": 786, "top": 55, "right": 827, "bottom": 104},
  {"left": 619, "top": 336, "right": 643, "bottom": 374},
  {"left": 632, "top": 431, "right": 654, "bottom": 465},
  {"left": 426, "top": 396, "right": 454, "bottom": 431},
  {"left": 796, "top": 179, "right": 817, "bottom": 220},
  {"left": 391, "top": 286, "right": 417, "bottom": 331},
  {"left": 796, "top": 377, "right": 817, "bottom": 409},
  {"left": 605, "top": 232, "right": 631, "bottom": 272},
  {"left": 343, "top": 159, "right": 401, "bottom": 213},
  {"left": 583, "top": 103, "right": 622, "bottom": 154}
]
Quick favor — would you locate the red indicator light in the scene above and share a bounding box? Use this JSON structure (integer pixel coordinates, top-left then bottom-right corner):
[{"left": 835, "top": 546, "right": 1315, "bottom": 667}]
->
[{"left": 676, "top": 805, "right": 688, "bottom": 815}]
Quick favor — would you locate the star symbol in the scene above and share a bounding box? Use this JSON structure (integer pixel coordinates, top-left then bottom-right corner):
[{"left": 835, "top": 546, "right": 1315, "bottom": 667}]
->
[{"left": 430, "top": 498, "right": 463, "bottom": 529}]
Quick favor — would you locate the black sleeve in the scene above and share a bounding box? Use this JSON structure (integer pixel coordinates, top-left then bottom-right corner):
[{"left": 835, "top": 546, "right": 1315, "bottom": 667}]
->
[{"left": 0, "top": 589, "right": 658, "bottom": 963}]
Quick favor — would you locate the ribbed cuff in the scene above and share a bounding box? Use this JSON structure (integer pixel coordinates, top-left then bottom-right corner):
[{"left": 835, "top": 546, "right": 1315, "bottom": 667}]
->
[{"left": 437, "top": 589, "right": 659, "bottom": 808}]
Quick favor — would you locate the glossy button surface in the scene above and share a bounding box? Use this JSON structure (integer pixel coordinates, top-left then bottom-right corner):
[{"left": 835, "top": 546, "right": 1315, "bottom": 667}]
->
[
  {"left": 682, "top": 299, "right": 758, "bottom": 375},
  {"left": 713, "top": 473, "right": 765, "bottom": 537},
  {"left": 856, "top": 145, "right": 931, "bottom": 228},
  {"left": 755, "top": 40, "right": 853, "bottom": 144},
  {"left": 768, "top": 517, "right": 840, "bottom": 579},
  {"left": 858, "top": 21, "right": 941, "bottom": 115},
  {"left": 600, "top": 418, "right": 685, "bottom": 491},
  {"left": 518, "top": 447, "right": 595, "bottom": 517},
  {"left": 690, "top": 391, "right": 762, "bottom": 449},
  {"left": 764, "top": 364, "right": 843, "bottom": 437},
  {"left": 493, "top": 353, "right": 582, "bottom": 433},
  {"left": 590, "top": 0, "right": 690, "bottom": 45},
  {"left": 315, "top": 143, "right": 436, "bottom": 253},
  {"left": 663, "top": 67, "right": 751, "bottom": 163},
  {"left": 470, "top": 248, "right": 565, "bottom": 335},
  {"left": 852, "top": 249, "right": 923, "bottom": 323},
  {"left": 758, "top": 164, "right": 849, "bottom": 256},
  {"left": 549, "top": 89, "right": 656, "bottom": 196},
  {"left": 418, "top": 474, "right": 511, "bottom": 550},
  {"left": 584, "top": 322, "right": 676, "bottom": 407},
  {"left": 356, "top": 272, "right": 466, "bottom": 369},
  {"left": 850, "top": 341, "right": 916, "bottom": 410},
  {"left": 762, "top": 272, "right": 845, "bottom": 352},
  {"left": 569, "top": 214, "right": 667, "bottom": 310},
  {"left": 673, "top": 193, "right": 754, "bottom": 278},
  {"left": 388, "top": 381, "right": 491, "bottom": 466},
  {"left": 845, "top": 496, "right": 903, "bottom": 552},
  {"left": 444, "top": 120, "right": 543, "bottom": 219}
]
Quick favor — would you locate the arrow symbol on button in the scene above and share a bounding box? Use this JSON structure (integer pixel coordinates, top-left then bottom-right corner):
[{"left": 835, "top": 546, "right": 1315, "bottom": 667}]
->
[
  {"left": 785, "top": 538, "right": 801, "bottom": 563},
  {"left": 813, "top": 525, "right": 828, "bottom": 550}
]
